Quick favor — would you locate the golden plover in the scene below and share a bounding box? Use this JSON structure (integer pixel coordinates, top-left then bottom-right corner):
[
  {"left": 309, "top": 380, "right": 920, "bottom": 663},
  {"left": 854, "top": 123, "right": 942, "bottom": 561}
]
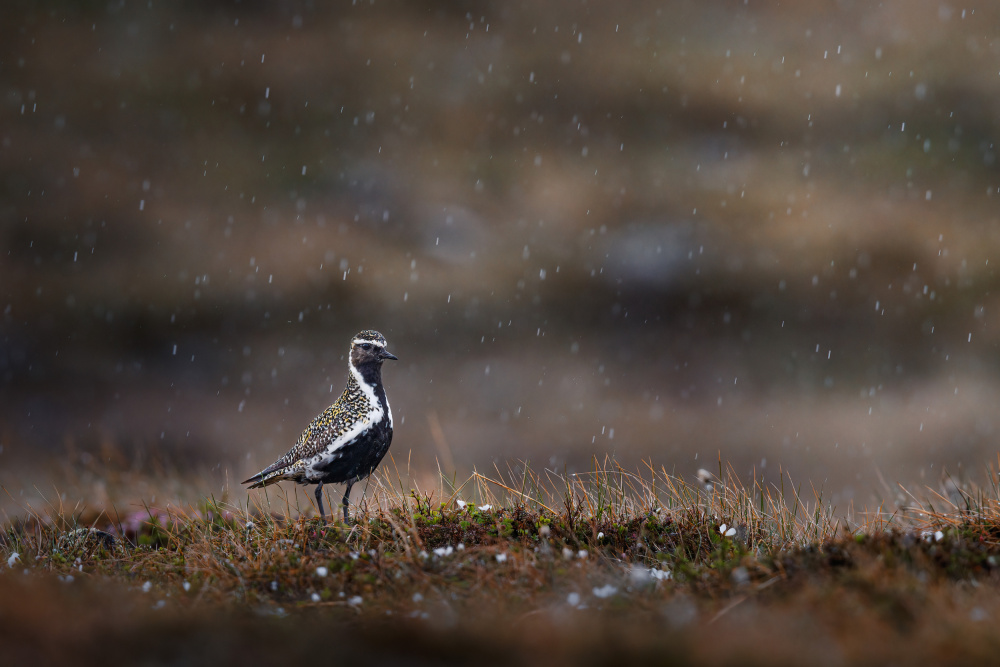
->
[{"left": 243, "top": 330, "right": 397, "bottom": 522}]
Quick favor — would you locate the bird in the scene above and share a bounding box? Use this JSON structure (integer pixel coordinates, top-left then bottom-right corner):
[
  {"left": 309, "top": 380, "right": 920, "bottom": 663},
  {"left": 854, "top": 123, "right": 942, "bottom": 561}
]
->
[{"left": 243, "top": 329, "right": 398, "bottom": 523}]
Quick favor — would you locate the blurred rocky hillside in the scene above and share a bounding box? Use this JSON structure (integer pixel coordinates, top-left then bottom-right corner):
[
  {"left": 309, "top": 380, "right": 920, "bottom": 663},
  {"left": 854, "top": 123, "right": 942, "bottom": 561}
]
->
[{"left": 3, "top": 1, "right": 1000, "bottom": 512}]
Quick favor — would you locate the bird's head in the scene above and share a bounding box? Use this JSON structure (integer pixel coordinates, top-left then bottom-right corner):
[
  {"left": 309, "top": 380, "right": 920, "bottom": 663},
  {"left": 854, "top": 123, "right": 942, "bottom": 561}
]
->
[{"left": 350, "top": 330, "right": 398, "bottom": 367}]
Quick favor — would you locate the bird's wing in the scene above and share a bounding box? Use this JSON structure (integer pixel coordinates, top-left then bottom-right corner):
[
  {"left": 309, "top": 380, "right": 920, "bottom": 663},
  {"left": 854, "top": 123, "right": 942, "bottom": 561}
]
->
[{"left": 243, "top": 390, "right": 368, "bottom": 487}]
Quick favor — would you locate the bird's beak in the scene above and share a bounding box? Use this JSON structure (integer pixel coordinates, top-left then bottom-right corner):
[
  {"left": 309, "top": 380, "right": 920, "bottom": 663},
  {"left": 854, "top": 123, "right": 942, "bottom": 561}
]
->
[{"left": 381, "top": 350, "right": 398, "bottom": 361}]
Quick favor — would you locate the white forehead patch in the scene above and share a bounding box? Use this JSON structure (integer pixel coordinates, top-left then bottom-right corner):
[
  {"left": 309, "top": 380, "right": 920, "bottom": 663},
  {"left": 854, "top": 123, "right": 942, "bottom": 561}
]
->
[{"left": 352, "top": 338, "right": 383, "bottom": 347}]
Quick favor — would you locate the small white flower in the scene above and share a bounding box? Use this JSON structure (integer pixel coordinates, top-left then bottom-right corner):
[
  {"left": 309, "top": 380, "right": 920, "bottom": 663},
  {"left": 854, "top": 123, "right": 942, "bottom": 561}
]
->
[
  {"left": 592, "top": 584, "right": 618, "bottom": 599},
  {"left": 934, "top": 530, "right": 944, "bottom": 542},
  {"left": 183, "top": 581, "right": 191, "bottom": 592},
  {"left": 142, "top": 581, "right": 152, "bottom": 593},
  {"left": 495, "top": 552, "right": 508, "bottom": 563},
  {"left": 6, "top": 552, "right": 20, "bottom": 568},
  {"left": 720, "top": 524, "right": 736, "bottom": 537},
  {"left": 315, "top": 566, "right": 329, "bottom": 577},
  {"left": 348, "top": 595, "right": 363, "bottom": 606},
  {"left": 629, "top": 565, "right": 651, "bottom": 585},
  {"left": 433, "top": 546, "right": 453, "bottom": 558},
  {"left": 270, "top": 580, "right": 278, "bottom": 591},
  {"left": 562, "top": 547, "right": 574, "bottom": 560},
  {"left": 650, "top": 568, "right": 673, "bottom": 581},
  {"left": 597, "top": 532, "right": 604, "bottom": 540},
  {"left": 412, "top": 592, "right": 424, "bottom": 603},
  {"left": 567, "top": 592, "right": 581, "bottom": 606},
  {"left": 539, "top": 525, "right": 551, "bottom": 537},
  {"left": 311, "top": 593, "right": 321, "bottom": 602},
  {"left": 457, "top": 543, "right": 465, "bottom": 550},
  {"left": 419, "top": 550, "right": 429, "bottom": 560},
  {"left": 477, "top": 504, "right": 492, "bottom": 511},
  {"left": 349, "top": 551, "right": 359, "bottom": 560},
  {"left": 456, "top": 499, "right": 467, "bottom": 509},
  {"left": 719, "top": 523, "right": 727, "bottom": 534},
  {"left": 577, "top": 550, "right": 588, "bottom": 559}
]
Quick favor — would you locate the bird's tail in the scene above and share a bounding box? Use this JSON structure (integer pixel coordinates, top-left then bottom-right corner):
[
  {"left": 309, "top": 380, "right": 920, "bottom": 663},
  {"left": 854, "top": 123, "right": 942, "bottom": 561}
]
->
[
  {"left": 242, "top": 472, "right": 270, "bottom": 489},
  {"left": 242, "top": 464, "right": 286, "bottom": 489}
]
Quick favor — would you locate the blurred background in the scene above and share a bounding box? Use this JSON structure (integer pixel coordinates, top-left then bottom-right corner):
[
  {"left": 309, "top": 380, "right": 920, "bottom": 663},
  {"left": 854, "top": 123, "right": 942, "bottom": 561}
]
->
[{"left": 3, "top": 0, "right": 1000, "bottom": 517}]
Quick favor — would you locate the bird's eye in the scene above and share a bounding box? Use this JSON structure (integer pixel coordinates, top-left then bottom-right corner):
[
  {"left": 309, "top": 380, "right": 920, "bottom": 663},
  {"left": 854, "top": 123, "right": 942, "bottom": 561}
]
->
[{"left": 361, "top": 343, "right": 372, "bottom": 351}]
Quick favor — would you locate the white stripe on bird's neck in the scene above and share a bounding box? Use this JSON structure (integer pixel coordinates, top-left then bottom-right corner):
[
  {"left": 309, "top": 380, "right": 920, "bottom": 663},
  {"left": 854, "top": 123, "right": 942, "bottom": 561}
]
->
[{"left": 348, "top": 360, "right": 390, "bottom": 427}]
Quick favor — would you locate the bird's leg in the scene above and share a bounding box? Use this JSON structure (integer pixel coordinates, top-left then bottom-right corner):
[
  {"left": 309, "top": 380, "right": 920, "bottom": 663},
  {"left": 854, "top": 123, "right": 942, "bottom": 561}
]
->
[
  {"left": 314, "top": 481, "right": 326, "bottom": 522},
  {"left": 342, "top": 481, "right": 354, "bottom": 524}
]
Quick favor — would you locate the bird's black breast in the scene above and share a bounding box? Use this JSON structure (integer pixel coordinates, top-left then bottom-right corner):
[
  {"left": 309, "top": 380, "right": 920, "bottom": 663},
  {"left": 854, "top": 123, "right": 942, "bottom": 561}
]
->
[{"left": 314, "top": 416, "right": 393, "bottom": 484}]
